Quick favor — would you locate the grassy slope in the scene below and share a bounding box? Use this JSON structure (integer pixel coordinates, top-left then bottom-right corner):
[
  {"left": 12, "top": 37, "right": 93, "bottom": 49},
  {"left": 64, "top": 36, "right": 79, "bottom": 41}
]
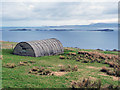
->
[
  {"left": 2, "top": 42, "right": 119, "bottom": 88},
  {"left": 1, "top": 41, "right": 17, "bottom": 49}
]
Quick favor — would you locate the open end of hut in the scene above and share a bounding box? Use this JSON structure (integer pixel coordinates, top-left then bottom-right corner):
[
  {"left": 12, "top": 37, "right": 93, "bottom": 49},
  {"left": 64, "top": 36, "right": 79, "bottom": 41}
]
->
[
  {"left": 13, "top": 42, "right": 35, "bottom": 57},
  {"left": 13, "top": 38, "right": 64, "bottom": 57}
]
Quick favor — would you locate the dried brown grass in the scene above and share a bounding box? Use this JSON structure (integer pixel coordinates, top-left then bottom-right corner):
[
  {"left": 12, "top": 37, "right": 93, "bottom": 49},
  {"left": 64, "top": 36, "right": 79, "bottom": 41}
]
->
[{"left": 4, "top": 63, "right": 16, "bottom": 68}]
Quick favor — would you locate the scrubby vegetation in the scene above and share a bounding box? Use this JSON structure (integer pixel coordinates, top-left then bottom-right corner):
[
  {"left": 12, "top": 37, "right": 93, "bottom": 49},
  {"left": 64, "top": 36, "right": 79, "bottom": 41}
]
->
[
  {"left": 60, "top": 48, "right": 120, "bottom": 78},
  {"left": 29, "top": 66, "right": 52, "bottom": 75},
  {"left": 71, "top": 78, "right": 120, "bottom": 89},
  {"left": 3, "top": 63, "right": 16, "bottom": 68},
  {"left": 100, "top": 66, "right": 120, "bottom": 77},
  {"left": 71, "top": 78, "right": 102, "bottom": 88},
  {"left": 59, "top": 65, "right": 78, "bottom": 72},
  {"left": 59, "top": 55, "right": 65, "bottom": 59}
]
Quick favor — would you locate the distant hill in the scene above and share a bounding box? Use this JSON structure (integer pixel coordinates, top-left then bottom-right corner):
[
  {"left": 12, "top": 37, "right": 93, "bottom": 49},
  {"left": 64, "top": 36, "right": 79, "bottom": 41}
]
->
[
  {"left": 2, "top": 23, "right": 118, "bottom": 28},
  {"left": 89, "top": 23, "right": 117, "bottom": 27},
  {"left": 2, "top": 23, "right": 118, "bottom": 31},
  {"left": 42, "top": 23, "right": 117, "bottom": 28}
]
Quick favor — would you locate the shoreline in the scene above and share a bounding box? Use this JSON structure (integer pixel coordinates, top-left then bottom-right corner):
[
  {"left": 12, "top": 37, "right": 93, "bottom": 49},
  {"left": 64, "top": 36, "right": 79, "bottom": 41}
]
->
[
  {"left": 1, "top": 41, "right": 119, "bottom": 52},
  {"left": 7, "top": 28, "right": 114, "bottom": 32}
]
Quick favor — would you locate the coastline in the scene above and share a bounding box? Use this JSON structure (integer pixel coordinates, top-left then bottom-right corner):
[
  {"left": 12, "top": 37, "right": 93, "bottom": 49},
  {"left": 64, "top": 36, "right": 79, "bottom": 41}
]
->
[
  {"left": 1, "top": 41, "right": 119, "bottom": 52},
  {"left": 8, "top": 28, "right": 114, "bottom": 32}
]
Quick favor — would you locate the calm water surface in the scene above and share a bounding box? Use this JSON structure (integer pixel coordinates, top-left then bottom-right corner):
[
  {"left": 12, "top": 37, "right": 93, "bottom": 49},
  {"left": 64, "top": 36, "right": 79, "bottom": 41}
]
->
[{"left": 2, "top": 29, "right": 118, "bottom": 50}]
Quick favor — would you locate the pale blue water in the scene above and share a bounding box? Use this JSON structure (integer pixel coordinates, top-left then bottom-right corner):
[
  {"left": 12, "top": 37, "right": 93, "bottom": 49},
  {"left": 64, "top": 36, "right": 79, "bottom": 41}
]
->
[{"left": 1, "top": 27, "right": 118, "bottom": 50}]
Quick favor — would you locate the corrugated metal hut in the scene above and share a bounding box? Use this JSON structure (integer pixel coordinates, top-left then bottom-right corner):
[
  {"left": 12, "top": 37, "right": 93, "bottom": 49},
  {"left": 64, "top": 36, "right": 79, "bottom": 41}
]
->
[{"left": 13, "top": 38, "right": 64, "bottom": 57}]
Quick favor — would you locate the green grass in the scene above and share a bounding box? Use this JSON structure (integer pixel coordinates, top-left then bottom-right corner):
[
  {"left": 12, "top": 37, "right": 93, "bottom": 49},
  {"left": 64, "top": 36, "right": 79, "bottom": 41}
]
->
[{"left": 2, "top": 48, "right": 119, "bottom": 88}]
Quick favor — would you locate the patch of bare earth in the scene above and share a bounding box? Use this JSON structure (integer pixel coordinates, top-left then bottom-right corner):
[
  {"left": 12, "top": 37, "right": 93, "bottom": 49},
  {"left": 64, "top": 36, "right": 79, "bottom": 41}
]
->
[
  {"left": 113, "top": 77, "right": 119, "bottom": 81},
  {"left": 98, "top": 73, "right": 109, "bottom": 77},
  {"left": 91, "top": 72, "right": 95, "bottom": 75},
  {"left": 98, "top": 73, "right": 119, "bottom": 81},
  {"left": 47, "top": 67, "right": 54, "bottom": 68},
  {"left": 52, "top": 72, "right": 68, "bottom": 76},
  {"left": 77, "top": 69, "right": 84, "bottom": 72},
  {"left": 86, "top": 66, "right": 101, "bottom": 69},
  {"left": 58, "top": 64, "right": 63, "bottom": 67},
  {"left": 89, "top": 76, "right": 97, "bottom": 81}
]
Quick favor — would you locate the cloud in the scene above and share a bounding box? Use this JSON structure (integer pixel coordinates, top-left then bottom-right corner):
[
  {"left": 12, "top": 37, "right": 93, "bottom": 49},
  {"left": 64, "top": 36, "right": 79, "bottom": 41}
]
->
[
  {"left": 1, "top": 0, "right": 119, "bottom": 2},
  {"left": 2, "top": 2, "right": 34, "bottom": 21},
  {"left": 1, "top": 2, "right": 118, "bottom": 26}
]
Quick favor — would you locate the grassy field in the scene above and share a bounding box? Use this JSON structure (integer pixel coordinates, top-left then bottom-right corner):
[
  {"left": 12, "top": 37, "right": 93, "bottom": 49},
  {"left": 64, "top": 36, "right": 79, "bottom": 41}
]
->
[{"left": 1, "top": 41, "right": 119, "bottom": 88}]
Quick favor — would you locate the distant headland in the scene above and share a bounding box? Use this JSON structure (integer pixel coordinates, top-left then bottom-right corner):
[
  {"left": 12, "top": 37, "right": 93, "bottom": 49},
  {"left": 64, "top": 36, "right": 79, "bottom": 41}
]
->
[{"left": 9, "top": 28, "right": 114, "bottom": 32}]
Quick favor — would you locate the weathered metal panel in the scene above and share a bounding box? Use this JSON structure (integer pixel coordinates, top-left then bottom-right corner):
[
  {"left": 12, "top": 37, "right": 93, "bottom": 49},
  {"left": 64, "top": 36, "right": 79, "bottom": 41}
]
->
[
  {"left": 50, "top": 40, "right": 57, "bottom": 54},
  {"left": 34, "top": 41, "right": 44, "bottom": 56},
  {"left": 13, "top": 42, "right": 35, "bottom": 57},
  {"left": 45, "top": 39, "right": 55, "bottom": 55},
  {"left": 40, "top": 40, "right": 50, "bottom": 56},
  {"left": 54, "top": 39, "right": 64, "bottom": 53},
  {"left": 47, "top": 39, "right": 56, "bottom": 55},
  {"left": 42, "top": 40, "right": 51, "bottom": 56},
  {"left": 13, "top": 38, "right": 64, "bottom": 57},
  {"left": 50, "top": 38, "right": 63, "bottom": 54},
  {"left": 52, "top": 40, "right": 60, "bottom": 54},
  {"left": 27, "top": 42, "right": 39, "bottom": 57}
]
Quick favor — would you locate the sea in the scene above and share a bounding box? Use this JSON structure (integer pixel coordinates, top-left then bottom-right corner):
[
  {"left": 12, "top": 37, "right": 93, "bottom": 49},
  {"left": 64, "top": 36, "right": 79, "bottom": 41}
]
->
[{"left": 0, "top": 27, "right": 118, "bottom": 50}]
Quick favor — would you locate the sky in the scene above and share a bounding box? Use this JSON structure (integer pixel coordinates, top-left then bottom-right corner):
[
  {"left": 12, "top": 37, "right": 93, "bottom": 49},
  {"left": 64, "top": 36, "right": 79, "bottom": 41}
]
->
[{"left": 1, "top": 0, "right": 118, "bottom": 27}]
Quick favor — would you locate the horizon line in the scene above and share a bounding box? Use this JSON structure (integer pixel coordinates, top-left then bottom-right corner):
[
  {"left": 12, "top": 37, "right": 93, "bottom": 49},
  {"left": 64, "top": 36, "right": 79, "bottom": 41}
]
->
[{"left": 0, "top": 22, "right": 118, "bottom": 27}]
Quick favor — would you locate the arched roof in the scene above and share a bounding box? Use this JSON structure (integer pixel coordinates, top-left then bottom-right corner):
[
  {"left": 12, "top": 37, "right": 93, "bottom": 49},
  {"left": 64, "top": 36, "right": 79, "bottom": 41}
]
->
[{"left": 13, "top": 38, "right": 64, "bottom": 57}]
